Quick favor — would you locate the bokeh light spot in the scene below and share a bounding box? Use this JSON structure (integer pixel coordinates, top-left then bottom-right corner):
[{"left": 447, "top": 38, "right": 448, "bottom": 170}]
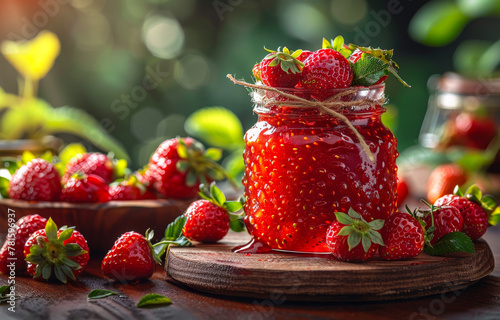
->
[
  {"left": 131, "top": 106, "right": 164, "bottom": 141},
  {"left": 174, "top": 54, "right": 210, "bottom": 90},
  {"left": 142, "top": 15, "right": 184, "bottom": 59},
  {"left": 278, "top": 2, "right": 330, "bottom": 41}
]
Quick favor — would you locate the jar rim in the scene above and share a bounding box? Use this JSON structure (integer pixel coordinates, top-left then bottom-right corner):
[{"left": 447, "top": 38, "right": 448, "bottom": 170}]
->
[{"left": 258, "top": 83, "right": 385, "bottom": 94}]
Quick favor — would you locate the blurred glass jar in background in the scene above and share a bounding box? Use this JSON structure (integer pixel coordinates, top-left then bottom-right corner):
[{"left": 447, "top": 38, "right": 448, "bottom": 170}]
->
[{"left": 420, "top": 73, "right": 500, "bottom": 171}]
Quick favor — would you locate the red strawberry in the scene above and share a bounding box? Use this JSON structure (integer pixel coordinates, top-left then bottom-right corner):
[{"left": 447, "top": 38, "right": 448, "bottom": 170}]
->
[
  {"left": 454, "top": 113, "right": 497, "bottom": 150},
  {"left": 183, "top": 184, "right": 243, "bottom": 243},
  {"left": 301, "top": 48, "right": 353, "bottom": 92},
  {"left": 61, "top": 173, "right": 110, "bottom": 203},
  {"left": 397, "top": 175, "right": 409, "bottom": 207},
  {"left": 252, "top": 63, "right": 261, "bottom": 81},
  {"left": 24, "top": 218, "right": 89, "bottom": 283},
  {"left": 101, "top": 230, "right": 158, "bottom": 282},
  {"left": 62, "top": 153, "right": 114, "bottom": 185},
  {"left": 0, "top": 214, "right": 47, "bottom": 274},
  {"left": 143, "top": 137, "right": 227, "bottom": 199},
  {"left": 427, "top": 164, "right": 467, "bottom": 204},
  {"left": 325, "top": 208, "right": 384, "bottom": 262},
  {"left": 423, "top": 205, "right": 463, "bottom": 244},
  {"left": 109, "top": 175, "right": 157, "bottom": 200},
  {"left": 296, "top": 50, "right": 312, "bottom": 62},
  {"left": 435, "top": 194, "right": 488, "bottom": 240},
  {"left": 379, "top": 211, "right": 424, "bottom": 260},
  {"left": 260, "top": 47, "right": 304, "bottom": 88},
  {"left": 9, "top": 158, "right": 61, "bottom": 201}
]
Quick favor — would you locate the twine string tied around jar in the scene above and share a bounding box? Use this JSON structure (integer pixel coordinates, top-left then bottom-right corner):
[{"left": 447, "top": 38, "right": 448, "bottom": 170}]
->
[{"left": 227, "top": 74, "right": 387, "bottom": 163}]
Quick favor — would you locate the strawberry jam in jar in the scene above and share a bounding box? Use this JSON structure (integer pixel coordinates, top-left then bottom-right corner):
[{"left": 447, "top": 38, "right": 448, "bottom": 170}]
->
[{"left": 236, "top": 84, "right": 398, "bottom": 253}]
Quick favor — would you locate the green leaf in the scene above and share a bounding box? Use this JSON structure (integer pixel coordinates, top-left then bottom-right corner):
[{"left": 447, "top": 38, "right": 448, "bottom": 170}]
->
[
  {"left": 22, "top": 151, "right": 36, "bottom": 164},
  {"left": 54, "top": 265, "right": 67, "bottom": 284},
  {"left": 457, "top": 0, "right": 500, "bottom": 18},
  {"left": 230, "top": 218, "right": 245, "bottom": 232},
  {"left": 333, "top": 36, "right": 344, "bottom": 51},
  {"left": 322, "top": 38, "right": 333, "bottom": 49},
  {"left": 164, "top": 215, "right": 187, "bottom": 240},
  {"left": 58, "top": 227, "right": 74, "bottom": 242},
  {"left": 347, "top": 232, "right": 362, "bottom": 251},
  {"left": 42, "top": 262, "right": 52, "bottom": 280},
  {"left": 334, "top": 212, "right": 354, "bottom": 226},
  {"left": 0, "top": 285, "right": 9, "bottom": 296},
  {"left": 352, "top": 55, "right": 390, "bottom": 87},
  {"left": 224, "top": 201, "right": 243, "bottom": 213},
  {"left": 465, "top": 185, "right": 482, "bottom": 201},
  {"left": 137, "top": 293, "right": 172, "bottom": 308},
  {"left": 488, "top": 207, "right": 500, "bottom": 226},
  {"left": 210, "top": 184, "right": 226, "bottom": 206},
  {"left": 368, "top": 230, "right": 385, "bottom": 246},
  {"left": 175, "top": 160, "right": 189, "bottom": 173},
  {"left": 88, "top": 289, "right": 118, "bottom": 299},
  {"left": 481, "top": 195, "right": 497, "bottom": 212},
  {"left": 0, "top": 177, "right": 9, "bottom": 199},
  {"left": 205, "top": 148, "right": 222, "bottom": 161},
  {"left": 409, "top": 0, "right": 469, "bottom": 46},
  {"left": 59, "top": 143, "right": 86, "bottom": 166},
  {"left": 338, "top": 226, "right": 354, "bottom": 236},
  {"left": 45, "top": 218, "right": 58, "bottom": 242},
  {"left": 2, "top": 159, "right": 19, "bottom": 175},
  {"left": 457, "top": 151, "right": 495, "bottom": 172},
  {"left": 185, "top": 170, "right": 197, "bottom": 187},
  {"left": 424, "top": 232, "right": 474, "bottom": 256},
  {"left": 348, "top": 208, "right": 362, "bottom": 220},
  {"left": 184, "top": 107, "right": 244, "bottom": 151},
  {"left": 454, "top": 185, "right": 464, "bottom": 197},
  {"left": 361, "top": 235, "right": 371, "bottom": 253},
  {"left": 368, "top": 219, "right": 384, "bottom": 231},
  {"left": 114, "top": 159, "right": 128, "bottom": 179}
]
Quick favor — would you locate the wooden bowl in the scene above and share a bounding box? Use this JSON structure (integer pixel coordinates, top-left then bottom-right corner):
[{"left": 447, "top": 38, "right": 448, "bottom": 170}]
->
[{"left": 0, "top": 199, "right": 192, "bottom": 253}]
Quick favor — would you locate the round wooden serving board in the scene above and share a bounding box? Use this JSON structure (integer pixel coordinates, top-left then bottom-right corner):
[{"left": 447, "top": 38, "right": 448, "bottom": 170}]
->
[{"left": 166, "top": 232, "right": 495, "bottom": 301}]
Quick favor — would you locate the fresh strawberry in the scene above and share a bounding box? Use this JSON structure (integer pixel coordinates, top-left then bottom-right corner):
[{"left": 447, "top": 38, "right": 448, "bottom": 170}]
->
[
  {"left": 397, "top": 175, "right": 409, "bottom": 207},
  {"left": 296, "top": 50, "right": 312, "bottom": 62},
  {"left": 101, "top": 230, "right": 159, "bottom": 282},
  {"left": 9, "top": 158, "right": 61, "bottom": 201},
  {"left": 109, "top": 175, "right": 157, "bottom": 201},
  {"left": 454, "top": 113, "right": 497, "bottom": 150},
  {"left": 0, "top": 214, "right": 47, "bottom": 274},
  {"left": 379, "top": 211, "right": 424, "bottom": 260},
  {"left": 427, "top": 164, "right": 467, "bottom": 204},
  {"left": 24, "top": 218, "right": 89, "bottom": 283},
  {"left": 61, "top": 173, "right": 110, "bottom": 203},
  {"left": 259, "top": 47, "right": 304, "bottom": 88},
  {"left": 301, "top": 48, "right": 353, "bottom": 92},
  {"left": 143, "top": 137, "right": 228, "bottom": 199},
  {"left": 183, "top": 184, "right": 243, "bottom": 243},
  {"left": 252, "top": 63, "right": 261, "bottom": 81},
  {"left": 434, "top": 184, "right": 495, "bottom": 241},
  {"left": 62, "top": 153, "right": 114, "bottom": 185},
  {"left": 422, "top": 205, "right": 463, "bottom": 245},
  {"left": 325, "top": 208, "right": 384, "bottom": 262}
]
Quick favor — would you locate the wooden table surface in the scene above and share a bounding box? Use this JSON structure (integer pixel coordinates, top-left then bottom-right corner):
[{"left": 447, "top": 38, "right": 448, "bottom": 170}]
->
[{"left": 1, "top": 227, "right": 500, "bottom": 320}]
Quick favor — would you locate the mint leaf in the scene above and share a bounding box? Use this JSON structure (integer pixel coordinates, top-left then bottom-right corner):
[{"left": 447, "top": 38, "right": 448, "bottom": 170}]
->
[
  {"left": 184, "top": 107, "right": 244, "bottom": 151},
  {"left": 137, "top": 293, "right": 172, "bottom": 308},
  {"left": 0, "top": 176, "right": 10, "bottom": 199},
  {"left": 88, "top": 289, "right": 118, "bottom": 299},
  {"left": 424, "top": 232, "right": 474, "bottom": 256},
  {"left": 352, "top": 55, "right": 390, "bottom": 86}
]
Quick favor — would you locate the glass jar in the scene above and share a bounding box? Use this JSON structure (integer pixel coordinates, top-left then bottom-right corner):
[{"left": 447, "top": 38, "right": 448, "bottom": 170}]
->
[{"left": 237, "top": 84, "right": 398, "bottom": 253}]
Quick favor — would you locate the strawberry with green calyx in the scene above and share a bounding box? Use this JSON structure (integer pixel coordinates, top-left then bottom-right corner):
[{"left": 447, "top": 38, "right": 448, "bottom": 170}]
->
[
  {"left": 182, "top": 183, "right": 244, "bottom": 243},
  {"left": 453, "top": 184, "right": 500, "bottom": 226},
  {"left": 260, "top": 47, "right": 304, "bottom": 88},
  {"left": 109, "top": 174, "right": 157, "bottom": 200},
  {"left": 24, "top": 218, "right": 89, "bottom": 283},
  {"left": 101, "top": 229, "right": 161, "bottom": 282},
  {"left": 144, "top": 137, "right": 234, "bottom": 199},
  {"left": 325, "top": 208, "right": 385, "bottom": 262},
  {"left": 346, "top": 42, "right": 410, "bottom": 87},
  {"left": 322, "top": 36, "right": 354, "bottom": 59}
]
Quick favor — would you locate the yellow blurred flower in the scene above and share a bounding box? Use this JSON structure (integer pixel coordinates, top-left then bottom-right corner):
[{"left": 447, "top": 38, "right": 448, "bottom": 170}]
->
[{"left": 1, "top": 31, "right": 60, "bottom": 81}]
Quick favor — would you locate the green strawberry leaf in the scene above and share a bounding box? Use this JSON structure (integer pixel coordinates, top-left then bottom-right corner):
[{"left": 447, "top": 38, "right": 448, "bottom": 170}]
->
[
  {"left": 154, "top": 215, "right": 192, "bottom": 260},
  {"left": 367, "top": 219, "right": 385, "bottom": 231},
  {"left": 0, "top": 285, "right": 18, "bottom": 303},
  {"left": 481, "top": 195, "right": 497, "bottom": 212},
  {"left": 338, "top": 226, "right": 354, "bottom": 236},
  {"left": 333, "top": 36, "right": 344, "bottom": 51},
  {"left": 137, "top": 293, "right": 172, "bottom": 308},
  {"left": 322, "top": 38, "right": 333, "bottom": 49},
  {"left": 0, "top": 285, "right": 9, "bottom": 296},
  {"left": 21, "top": 151, "right": 36, "bottom": 164},
  {"left": 2, "top": 158, "right": 19, "bottom": 176},
  {"left": 224, "top": 201, "right": 243, "bottom": 213},
  {"left": 114, "top": 159, "right": 128, "bottom": 179},
  {"left": 347, "top": 232, "right": 362, "bottom": 251},
  {"left": 210, "top": 184, "right": 226, "bottom": 206},
  {"left": 347, "top": 208, "right": 362, "bottom": 220},
  {"left": 488, "top": 207, "right": 500, "bottom": 226},
  {"left": 87, "top": 289, "right": 118, "bottom": 299},
  {"left": 229, "top": 218, "right": 245, "bottom": 232},
  {"left": 361, "top": 235, "right": 371, "bottom": 252},
  {"left": 175, "top": 160, "right": 189, "bottom": 173},
  {"left": 204, "top": 148, "right": 223, "bottom": 162},
  {"left": 59, "top": 143, "right": 86, "bottom": 166},
  {"left": 465, "top": 185, "right": 482, "bottom": 203},
  {"left": 453, "top": 185, "right": 464, "bottom": 197},
  {"left": 0, "top": 176, "right": 10, "bottom": 199},
  {"left": 352, "top": 55, "right": 390, "bottom": 87},
  {"left": 424, "top": 232, "right": 474, "bottom": 256},
  {"left": 334, "top": 211, "right": 354, "bottom": 225},
  {"left": 164, "top": 215, "right": 187, "bottom": 240}
]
